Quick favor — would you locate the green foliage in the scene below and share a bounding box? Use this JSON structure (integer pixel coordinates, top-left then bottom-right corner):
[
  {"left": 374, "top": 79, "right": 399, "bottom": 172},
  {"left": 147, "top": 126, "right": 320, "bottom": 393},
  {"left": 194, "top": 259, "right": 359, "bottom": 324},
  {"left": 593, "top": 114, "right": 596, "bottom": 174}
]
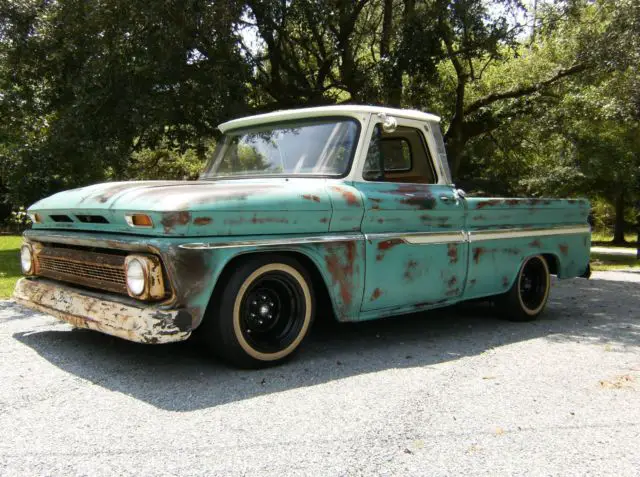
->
[
  {"left": 125, "top": 146, "right": 206, "bottom": 181},
  {"left": 0, "top": 0, "right": 249, "bottom": 207}
]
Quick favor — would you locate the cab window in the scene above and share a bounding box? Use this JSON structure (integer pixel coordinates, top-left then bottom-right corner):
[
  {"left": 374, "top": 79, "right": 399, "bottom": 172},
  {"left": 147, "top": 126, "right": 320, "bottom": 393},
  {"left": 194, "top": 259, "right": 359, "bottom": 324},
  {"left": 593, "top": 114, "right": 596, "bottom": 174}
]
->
[{"left": 363, "top": 124, "right": 437, "bottom": 184}]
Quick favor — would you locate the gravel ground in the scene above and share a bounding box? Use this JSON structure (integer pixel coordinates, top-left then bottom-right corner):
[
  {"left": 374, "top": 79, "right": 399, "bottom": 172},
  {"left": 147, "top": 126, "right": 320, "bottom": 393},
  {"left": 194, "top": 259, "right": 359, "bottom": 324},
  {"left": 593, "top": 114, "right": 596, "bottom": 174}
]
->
[{"left": 1, "top": 273, "right": 639, "bottom": 476}]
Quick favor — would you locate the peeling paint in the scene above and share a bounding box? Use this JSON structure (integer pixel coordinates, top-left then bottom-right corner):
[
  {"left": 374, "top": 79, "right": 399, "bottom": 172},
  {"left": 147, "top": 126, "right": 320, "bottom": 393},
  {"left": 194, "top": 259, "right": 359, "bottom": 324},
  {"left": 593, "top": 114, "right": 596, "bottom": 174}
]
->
[
  {"left": 447, "top": 243, "right": 458, "bottom": 264},
  {"left": 330, "top": 186, "right": 360, "bottom": 206},
  {"left": 193, "top": 217, "right": 212, "bottom": 226},
  {"left": 161, "top": 211, "right": 191, "bottom": 233},
  {"left": 370, "top": 288, "right": 383, "bottom": 301},
  {"left": 324, "top": 241, "right": 358, "bottom": 309},
  {"left": 302, "top": 194, "right": 321, "bottom": 203}
]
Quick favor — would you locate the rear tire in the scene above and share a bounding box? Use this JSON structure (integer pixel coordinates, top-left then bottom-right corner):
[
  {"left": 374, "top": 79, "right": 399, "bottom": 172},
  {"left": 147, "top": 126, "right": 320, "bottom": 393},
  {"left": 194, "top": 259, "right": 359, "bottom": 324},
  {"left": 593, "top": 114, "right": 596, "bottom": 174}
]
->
[
  {"left": 202, "top": 255, "right": 315, "bottom": 368},
  {"left": 496, "top": 255, "right": 551, "bottom": 322}
]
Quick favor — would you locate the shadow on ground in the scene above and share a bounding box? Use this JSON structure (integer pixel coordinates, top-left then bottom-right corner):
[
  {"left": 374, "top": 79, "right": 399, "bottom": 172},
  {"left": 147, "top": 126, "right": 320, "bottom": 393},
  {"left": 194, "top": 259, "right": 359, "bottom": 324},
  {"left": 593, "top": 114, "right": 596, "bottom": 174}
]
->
[{"left": 10, "top": 277, "right": 640, "bottom": 412}]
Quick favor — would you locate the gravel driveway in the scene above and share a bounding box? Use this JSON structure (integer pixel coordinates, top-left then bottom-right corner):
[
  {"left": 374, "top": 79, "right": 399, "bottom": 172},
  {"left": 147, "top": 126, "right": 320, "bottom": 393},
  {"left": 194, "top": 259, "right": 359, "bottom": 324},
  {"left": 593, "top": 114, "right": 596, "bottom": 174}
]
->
[{"left": 1, "top": 273, "right": 639, "bottom": 476}]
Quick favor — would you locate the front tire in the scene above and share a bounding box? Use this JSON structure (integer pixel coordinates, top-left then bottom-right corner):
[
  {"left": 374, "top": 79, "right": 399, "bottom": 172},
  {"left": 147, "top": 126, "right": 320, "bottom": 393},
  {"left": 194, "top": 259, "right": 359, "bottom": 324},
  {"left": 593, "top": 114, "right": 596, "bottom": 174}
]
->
[
  {"left": 497, "top": 255, "right": 551, "bottom": 322},
  {"left": 203, "top": 255, "right": 315, "bottom": 368}
]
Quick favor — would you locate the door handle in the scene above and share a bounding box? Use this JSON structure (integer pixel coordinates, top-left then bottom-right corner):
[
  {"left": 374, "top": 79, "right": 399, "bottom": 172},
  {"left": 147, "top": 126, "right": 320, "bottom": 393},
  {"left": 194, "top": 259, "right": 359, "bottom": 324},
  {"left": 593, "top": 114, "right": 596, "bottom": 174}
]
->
[{"left": 439, "top": 195, "right": 452, "bottom": 202}]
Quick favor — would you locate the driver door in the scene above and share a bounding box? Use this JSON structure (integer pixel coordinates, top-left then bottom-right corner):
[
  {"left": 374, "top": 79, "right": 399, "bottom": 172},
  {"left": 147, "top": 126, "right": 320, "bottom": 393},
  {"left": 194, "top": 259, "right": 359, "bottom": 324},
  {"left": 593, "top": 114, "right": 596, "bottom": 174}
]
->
[{"left": 355, "top": 116, "right": 468, "bottom": 312}]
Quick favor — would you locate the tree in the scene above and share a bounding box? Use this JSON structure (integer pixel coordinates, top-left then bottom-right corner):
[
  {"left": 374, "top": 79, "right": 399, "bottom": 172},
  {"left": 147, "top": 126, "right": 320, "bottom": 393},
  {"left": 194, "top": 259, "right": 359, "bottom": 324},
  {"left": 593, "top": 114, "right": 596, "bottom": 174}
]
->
[{"left": 0, "top": 0, "right": 250, "bottom": 209}]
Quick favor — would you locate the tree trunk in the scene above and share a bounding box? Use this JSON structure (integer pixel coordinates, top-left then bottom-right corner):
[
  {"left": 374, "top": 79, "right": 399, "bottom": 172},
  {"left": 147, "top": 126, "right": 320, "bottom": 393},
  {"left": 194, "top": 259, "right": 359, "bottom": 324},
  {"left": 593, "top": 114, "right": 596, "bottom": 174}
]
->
[{"left": 612, "top": 191, "right": 627, "bottom": 245}]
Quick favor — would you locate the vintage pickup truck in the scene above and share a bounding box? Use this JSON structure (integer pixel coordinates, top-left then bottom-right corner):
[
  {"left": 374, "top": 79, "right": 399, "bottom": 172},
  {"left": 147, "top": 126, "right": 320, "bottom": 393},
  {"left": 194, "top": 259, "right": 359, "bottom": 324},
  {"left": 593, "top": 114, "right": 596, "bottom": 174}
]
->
[{"left": 13, "top": 105, "right": 591, "bottom": 368}]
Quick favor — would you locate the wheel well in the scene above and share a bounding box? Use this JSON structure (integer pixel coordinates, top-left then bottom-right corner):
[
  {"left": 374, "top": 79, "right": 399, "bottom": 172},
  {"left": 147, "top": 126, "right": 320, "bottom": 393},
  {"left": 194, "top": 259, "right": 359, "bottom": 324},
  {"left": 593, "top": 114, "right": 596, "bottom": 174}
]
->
[
  {"left": 541, "top": 253, "right": 559, "bottom": 275},
  {"left": 207, "top": 250, "right": 337, "bottom": 324}
]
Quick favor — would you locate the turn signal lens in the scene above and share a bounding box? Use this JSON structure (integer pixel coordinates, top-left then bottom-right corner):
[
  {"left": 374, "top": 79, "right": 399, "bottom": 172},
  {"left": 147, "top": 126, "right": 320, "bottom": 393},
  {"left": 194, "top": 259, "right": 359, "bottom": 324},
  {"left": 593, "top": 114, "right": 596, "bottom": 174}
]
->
[{"left": 125, "top": 214, "right": 153, "bottom": 227}]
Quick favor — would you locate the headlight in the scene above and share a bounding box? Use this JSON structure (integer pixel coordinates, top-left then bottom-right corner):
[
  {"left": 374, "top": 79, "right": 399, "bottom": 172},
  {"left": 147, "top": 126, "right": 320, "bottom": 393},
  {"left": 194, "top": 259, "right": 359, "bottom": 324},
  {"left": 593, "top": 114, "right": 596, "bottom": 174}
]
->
[
  {"left": 124, "top": 255, "right": 166, "bottom": 300},
  {"left": 20, "top": 245, "right": 33, "bottom": 274},
  {"left": 126, "top": 258, "right": 146, "bottom": 296}
]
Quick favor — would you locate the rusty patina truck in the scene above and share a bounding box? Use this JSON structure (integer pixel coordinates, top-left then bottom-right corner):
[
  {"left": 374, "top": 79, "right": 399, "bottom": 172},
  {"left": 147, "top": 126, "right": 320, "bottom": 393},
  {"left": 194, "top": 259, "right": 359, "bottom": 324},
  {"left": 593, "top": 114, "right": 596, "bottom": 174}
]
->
[{"left": 13, "top": 105, "right": 591, "bottom": 368}]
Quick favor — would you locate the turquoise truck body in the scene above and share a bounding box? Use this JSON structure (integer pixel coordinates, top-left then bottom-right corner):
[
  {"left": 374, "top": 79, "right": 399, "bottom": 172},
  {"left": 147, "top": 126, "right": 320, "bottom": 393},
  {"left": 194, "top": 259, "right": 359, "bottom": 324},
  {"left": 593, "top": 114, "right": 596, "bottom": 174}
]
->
[{"left": 13, "top": 105, "right": 591, "bottom": 345}]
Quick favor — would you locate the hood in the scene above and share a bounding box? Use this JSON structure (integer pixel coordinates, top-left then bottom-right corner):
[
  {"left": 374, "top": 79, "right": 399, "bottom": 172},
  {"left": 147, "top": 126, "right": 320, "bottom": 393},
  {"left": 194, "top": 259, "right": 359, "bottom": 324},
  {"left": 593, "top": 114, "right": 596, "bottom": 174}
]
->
[{"left": 28, "top": 178, "right": 336, "bottom": 237}]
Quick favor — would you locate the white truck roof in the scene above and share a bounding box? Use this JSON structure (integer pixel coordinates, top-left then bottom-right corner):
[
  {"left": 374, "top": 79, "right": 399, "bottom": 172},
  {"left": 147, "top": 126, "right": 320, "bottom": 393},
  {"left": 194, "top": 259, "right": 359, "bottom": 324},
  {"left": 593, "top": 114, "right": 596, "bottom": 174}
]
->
[{"left": 218, "top": 105, "right": 441, "bottom": 133}]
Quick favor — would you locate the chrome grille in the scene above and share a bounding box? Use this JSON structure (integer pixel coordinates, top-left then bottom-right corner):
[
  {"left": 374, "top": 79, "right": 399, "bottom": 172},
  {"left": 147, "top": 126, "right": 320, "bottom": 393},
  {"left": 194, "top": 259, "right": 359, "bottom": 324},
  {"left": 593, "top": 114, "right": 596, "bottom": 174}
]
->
[{"left": 36, "top": 246, "right": 128, "bottom": 295}]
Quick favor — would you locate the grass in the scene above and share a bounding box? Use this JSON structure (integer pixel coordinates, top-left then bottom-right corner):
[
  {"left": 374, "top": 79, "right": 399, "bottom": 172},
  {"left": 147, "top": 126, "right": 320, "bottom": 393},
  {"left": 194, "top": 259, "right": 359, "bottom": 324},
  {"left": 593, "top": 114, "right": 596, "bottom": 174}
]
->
[
  {"left": 590, "top": 252, "right": 640, "bottom": 271},
  {"left": 0, "top": 235, "right": 22, "bottom": 299},
  {"left": 591, "top": 231, "right": 638, "bottom": 249}
]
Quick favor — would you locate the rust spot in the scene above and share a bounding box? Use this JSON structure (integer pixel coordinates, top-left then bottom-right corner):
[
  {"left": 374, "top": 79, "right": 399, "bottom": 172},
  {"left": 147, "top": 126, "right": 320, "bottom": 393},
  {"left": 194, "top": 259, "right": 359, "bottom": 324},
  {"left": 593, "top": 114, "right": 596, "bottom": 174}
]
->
[
  {"left": 505, "top": 199, "right": 520, "bottom": 206},
  {"left": 330, "top": 186, "right": 360, "bottom": 206},
  {"left": 472, "top": 215, "right": 487, "bottom": 221},
  {"left": 377, "top": 218, "right": 384, "bottom": 224},
  {"left": 400, "top": 195, "right": 437, "bottom": 210},
  {"left": 251, "top": 216, "right": 287, "bottom": 224},
  {"left": 324, "top": 241, "right": 358, "bottom": 308},
  {"left": 503, "top": 248, "right": 521, "bottom": 255},
  {"left": 224, "top": 216, "right": 289, "bottom": 225},
  {"left": 369, "top": 198, "right": 382, "bottom": 210},
  {"left": 473, "top": 247, "right": 485, "bottom": 264},
  {"left": 529, "top": 239, "right": 542, "bottom": 248},
  {"left": 404, "top": 260, "right": 419, "bottom": 280},
  {"left": 413, "top": 298, "right": 448, "bottom": 308},
  {"left": 469, "top": 279, "right": 477, "bottom": 287},
  {"left": 447, "top": 276, "right": 457, "bottom": 288},
  {"left": 164, "top": 246, "right": 211, "bottom": 305},
  {"left": 392, "top": 184, "right": 425, "bottom": 195},
  {"left": 161, "top": 211, "right": 191, "bottom": 233},
  {"left": 559, "top": 243, "right": 569, "bottom": 256},
  {"left": 445, "top": 288, "right": 460, "bottom": 297},
  {"left": 378, "top": 239, "right": 403, "bottom": 251},
  {"left": 302, "top": 194, "right": 321, "bottom": 203},
  {"left": 502, "top": 276, "right": 509, "bottom": 287},
  {"left": 448, "top": 244, "right": 458, "bottom": 264},
  {"left": 193, "top": 217, "right": 212, "bottom": 226},
  {"left": 419, "top": 214, "right": 449, "bottom": 224},
  {"left": 475, "top": 199, "right": 502, "bottom": 209},
  {"left": 370, "top": 288, "right": 383, "bottom": 301},
  {"left": 376, "top": 238, "right": 403, "bottom": 261}
]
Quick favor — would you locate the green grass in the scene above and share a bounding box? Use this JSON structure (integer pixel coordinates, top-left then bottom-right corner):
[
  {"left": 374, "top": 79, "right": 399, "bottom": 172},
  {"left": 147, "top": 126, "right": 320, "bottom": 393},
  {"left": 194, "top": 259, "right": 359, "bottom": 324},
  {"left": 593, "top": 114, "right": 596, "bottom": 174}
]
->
[
  {"left": 0, "top": 235, "right": 22, "bottom": 299},
  {"left": 591, "top": 231, "right": 638, "bottom": 248},
  {"left": 590, "top": 252, "right": 640, "bottom": 271}
]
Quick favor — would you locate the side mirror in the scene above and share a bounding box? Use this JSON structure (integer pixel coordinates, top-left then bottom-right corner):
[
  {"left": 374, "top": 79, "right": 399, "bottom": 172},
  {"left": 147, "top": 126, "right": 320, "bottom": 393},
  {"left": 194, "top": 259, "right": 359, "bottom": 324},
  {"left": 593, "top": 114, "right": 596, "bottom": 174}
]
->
[{"left": 377, "top": 113, "right": 397, "bottom": 133}]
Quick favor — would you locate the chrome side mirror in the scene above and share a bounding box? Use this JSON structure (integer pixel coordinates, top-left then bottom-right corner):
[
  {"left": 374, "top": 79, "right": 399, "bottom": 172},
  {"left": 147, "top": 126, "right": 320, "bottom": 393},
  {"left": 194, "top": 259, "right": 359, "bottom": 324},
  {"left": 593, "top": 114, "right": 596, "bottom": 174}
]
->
[{"left": 377, "top": 113, "right": 397, "bottom": 133}]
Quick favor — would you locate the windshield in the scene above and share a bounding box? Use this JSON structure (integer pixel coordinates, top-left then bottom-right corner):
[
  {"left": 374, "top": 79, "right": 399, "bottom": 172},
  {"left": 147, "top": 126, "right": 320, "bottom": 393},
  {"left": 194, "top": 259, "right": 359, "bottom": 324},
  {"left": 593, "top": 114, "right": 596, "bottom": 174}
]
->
[{"left": 200, "top": 117, "right": 360, "bottom": 179}]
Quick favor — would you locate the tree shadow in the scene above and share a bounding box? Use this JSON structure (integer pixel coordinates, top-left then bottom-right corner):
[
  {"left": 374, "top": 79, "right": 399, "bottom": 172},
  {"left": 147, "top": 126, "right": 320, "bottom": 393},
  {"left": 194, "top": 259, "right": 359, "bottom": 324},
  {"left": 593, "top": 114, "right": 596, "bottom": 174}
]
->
[{"left": 11, "top": 277, "right": 640, "bottom": 412}]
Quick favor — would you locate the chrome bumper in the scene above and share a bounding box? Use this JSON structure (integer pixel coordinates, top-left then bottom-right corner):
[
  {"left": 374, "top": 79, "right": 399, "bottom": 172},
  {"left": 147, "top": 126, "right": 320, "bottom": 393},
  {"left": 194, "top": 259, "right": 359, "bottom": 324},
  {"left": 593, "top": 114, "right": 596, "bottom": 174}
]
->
[{"left": 12, "top": 278, "right": 192, "bottom": 344}]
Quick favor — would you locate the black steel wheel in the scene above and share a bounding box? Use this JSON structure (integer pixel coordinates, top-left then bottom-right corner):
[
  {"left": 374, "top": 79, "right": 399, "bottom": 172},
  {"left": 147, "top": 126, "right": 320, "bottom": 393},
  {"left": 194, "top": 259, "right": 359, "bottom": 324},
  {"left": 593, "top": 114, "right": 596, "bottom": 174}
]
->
[
  {"left": 497, "top": 255, "right": 551, "bottom": 321},
  {"left": 201, "top": 255, "right": 315, "bottom": 368}
]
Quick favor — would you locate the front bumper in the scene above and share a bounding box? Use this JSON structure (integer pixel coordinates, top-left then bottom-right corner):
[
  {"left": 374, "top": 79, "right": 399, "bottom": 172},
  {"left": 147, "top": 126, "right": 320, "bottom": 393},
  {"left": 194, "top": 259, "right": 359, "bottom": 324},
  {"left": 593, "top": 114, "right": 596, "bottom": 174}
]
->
[{"left": 12, "top": 278, "right": 193, "bottom": 344}]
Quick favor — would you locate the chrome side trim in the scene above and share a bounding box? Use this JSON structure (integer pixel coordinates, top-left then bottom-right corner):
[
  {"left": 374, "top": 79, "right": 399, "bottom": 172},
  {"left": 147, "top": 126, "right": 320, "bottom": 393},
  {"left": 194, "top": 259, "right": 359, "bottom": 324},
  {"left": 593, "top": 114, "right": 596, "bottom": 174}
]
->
[
  {"left": 178, "top": 233, "right": 364, "bottom": 250},
  {"left": 365, "top": 231, "right": 466, "bottom": 245},
  {"left": 469, "top": 225, "right": 590, "bottom": 242},
  {"left": 182, "top": 225, "right": 590, "bottom": 250}
]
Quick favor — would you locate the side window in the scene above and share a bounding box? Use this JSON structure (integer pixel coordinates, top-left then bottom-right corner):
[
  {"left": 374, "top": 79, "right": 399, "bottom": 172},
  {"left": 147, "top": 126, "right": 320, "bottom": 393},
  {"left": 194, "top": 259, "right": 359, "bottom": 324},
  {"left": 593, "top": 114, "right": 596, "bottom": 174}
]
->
[{"left": 363, "top": 124, "right": 437, "bottom": 184}]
